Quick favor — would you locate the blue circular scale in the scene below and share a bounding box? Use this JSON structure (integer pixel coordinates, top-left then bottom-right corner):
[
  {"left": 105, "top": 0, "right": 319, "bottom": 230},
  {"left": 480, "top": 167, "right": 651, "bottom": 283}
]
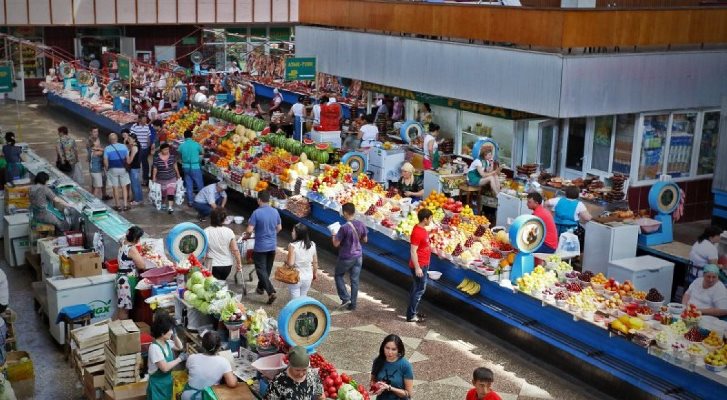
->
[
  {"left": 278, "top": 297, "right": 332, "bottom": 353},
  {"left": 165, "top": 222, "right": 208, "bottom": 262}
]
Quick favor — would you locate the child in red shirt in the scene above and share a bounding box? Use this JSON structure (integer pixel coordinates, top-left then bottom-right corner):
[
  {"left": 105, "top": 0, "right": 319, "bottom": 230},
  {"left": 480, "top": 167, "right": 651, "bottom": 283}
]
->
[{"left": 466, "top": 367, "right": 501, "bottom": 400}]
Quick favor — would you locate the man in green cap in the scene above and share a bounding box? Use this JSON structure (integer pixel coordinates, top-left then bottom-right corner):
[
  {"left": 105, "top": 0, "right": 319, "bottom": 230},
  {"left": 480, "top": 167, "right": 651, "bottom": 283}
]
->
[
  {"left": 682, "top": 264, "right": 727, "bottom": 318},
  {"left": 265, "top": 346, "right": 325, "bottom": 399}
]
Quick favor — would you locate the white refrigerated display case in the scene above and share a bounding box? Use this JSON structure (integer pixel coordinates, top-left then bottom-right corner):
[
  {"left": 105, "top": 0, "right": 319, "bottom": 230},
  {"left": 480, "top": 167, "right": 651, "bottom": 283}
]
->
[
  {"left": 607, "top": 256, "right": 675, "bottom": 302},
  {"left": 4, "top": 213, "right": 29, "bottom": 267},
  {"left": 367, "top": 147, "right": 406, "bottom": 184},
  {"left": 582, "top": 222, "right": 639, "bottom": 275},
  {"left": 423, "top": 171, "right": 466, "bottom": 198},
  {"left": 496, "top": 192, "right": 530, "bottom": 227},
  {"left": 45, "top": 272, "right": 117, "bottom": 344},
  {"left": 310, "top": 130, "right": 342, "bottom": 148}
]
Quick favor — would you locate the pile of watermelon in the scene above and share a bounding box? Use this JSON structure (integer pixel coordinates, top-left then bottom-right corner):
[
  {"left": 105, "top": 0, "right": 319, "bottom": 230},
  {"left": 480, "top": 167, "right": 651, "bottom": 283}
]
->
[{"left": 208, "top": 106, "right": 266, "bottom": 131}]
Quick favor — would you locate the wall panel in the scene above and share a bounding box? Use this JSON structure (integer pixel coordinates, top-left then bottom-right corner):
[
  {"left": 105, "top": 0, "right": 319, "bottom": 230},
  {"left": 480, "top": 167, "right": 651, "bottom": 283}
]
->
[
  {"left": 94, "top": 0, "right": 115, "bottom": 24},
  {"left": 178, "top": 0, "right": 197, "bottom": 23},
  {"left": 0, "top": 0, "right": 4, "bottom": 24},
  {"left": 116, "top": 0, "right": 136, "bottom": 23},
  {"left": 272, "top": 0, "right": 288, "bottom": 22},
  {"left": 289, "top": 0, "right": 298, "bottom": 22},
  {"left": 51, "top": 0, "right": 72, "bottom": 24},
  {"left": 28, "top": 0, "right": 51, "bottom": 24},
  {"left": 137, "top": 0, "right": 158, "bottom": 24},
  {"left": 197, "top": 0, "right": 216, "bottom": 23},
  {"left": 73, "top": 0, "right": 96, "bottom": 24},
  {"left": 158, "top": 0, "right": 177, "bottom": 23},
  {"left": 254, "top": 0, "right": 270, "bottom": 22},
  {"left": 216, "top": 0, "right": 234, "bottom": 23},
  {"left": 235, "top": 0, "right": 252, "bottom": 22},
  {"left": 6, "top": 0, "right": 28, "bottom": 24}
]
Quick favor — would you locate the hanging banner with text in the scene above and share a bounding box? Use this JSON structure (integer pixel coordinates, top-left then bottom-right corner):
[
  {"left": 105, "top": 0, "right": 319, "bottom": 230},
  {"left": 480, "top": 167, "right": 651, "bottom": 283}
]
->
[{"left": 285, "top": 57, "right": 316, "bottom": 81}]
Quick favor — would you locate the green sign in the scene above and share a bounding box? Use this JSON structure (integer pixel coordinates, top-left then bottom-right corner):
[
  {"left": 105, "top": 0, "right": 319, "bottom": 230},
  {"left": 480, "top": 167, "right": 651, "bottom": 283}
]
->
[
  {"left": 361, "top": 81, "right": 539, "bottom": 120},
  {"left": 118, "top": 58, "right": 130, "bottom": 80},
  {"left": 285, "top": 57, "right": 316, "bottom": 81},
  {"left": 0, "top": 65, "right": 13, "bottom": 93}
]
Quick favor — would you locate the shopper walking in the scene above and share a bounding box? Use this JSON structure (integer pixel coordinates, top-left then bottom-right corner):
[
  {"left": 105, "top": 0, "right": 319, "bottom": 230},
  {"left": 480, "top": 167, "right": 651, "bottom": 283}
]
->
[
  {"left": 332, "top": 202, "right": 367, "bottom": 311},
  {"left": 178, "top": 129, "right": 204, "bottom": 206},
  {"left": 125, "top": 133, "right": 144, "bottom": 206},
  {"left": 86, "top": 127, "right": 110, "bottom": 200},
  {"left": 466, "top": 367, "right": 502, "bottom": 400},
  {"left": 407, "top": 208, "right": 433, "bottom": 323},
  {"left": 130, "top": 114, "right": 152, "bottom": 185},
  {"left": 103, "top": 133, "right": 131, "bottom": 211},
  {"left": 285, "top": 223, "right": 318, "bottom": 299},
  {"left": 3, "top": 131, "right": 24, "bottom": 182},
  {"left": 370, "top": 334, "right": 414, "bottom": 400},
  {"left": 56, "top": 126, "right": 84, "bottom": 184},
  {"left": 245, "top": 190, "right": 282, "bottom": 304},
  {"left": 204, "top": 208, "right": 243, "bottom": 282},
  {"left": 193, "top": 182, "right": 228, "bottom": 221},
  {"left": 152, "top": 143, "right": 180, "bottom": 214}
]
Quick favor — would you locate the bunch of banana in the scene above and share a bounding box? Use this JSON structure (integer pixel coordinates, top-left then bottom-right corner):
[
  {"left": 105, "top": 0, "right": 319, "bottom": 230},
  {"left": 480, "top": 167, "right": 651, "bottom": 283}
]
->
[{"left": 456, "top": 278, "right": 481, "bottom": 295}]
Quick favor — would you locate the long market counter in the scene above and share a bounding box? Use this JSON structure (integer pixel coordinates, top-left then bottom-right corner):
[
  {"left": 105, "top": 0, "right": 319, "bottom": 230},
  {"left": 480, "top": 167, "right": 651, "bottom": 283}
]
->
[
  {"left": 46, "top": 92, "right": 128, "bottom": 133},
  {"left": 199, "top": 161, "right": 725, "bottom": 399},
  {"left": 250, "top": 81, "right": 364, "bottom": 120}
]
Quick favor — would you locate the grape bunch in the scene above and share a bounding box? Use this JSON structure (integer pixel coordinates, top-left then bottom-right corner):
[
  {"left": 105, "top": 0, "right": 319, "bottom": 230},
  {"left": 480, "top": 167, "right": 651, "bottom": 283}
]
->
[
  {"left": 365, "top": 205, "right": 376, "bottom": 216},
  {"left": 453, "top": 244, "right": 463, "bottom": 257},
  {"left": 474, "top": 225, "right": 487, "bottom": 237},
  {"left": 376, "top": 198, "right": 384, "bottom": 207},
  {"left": 464, "top": 237, "right": 475, "bottom": 248},
  {"left": 580, "top": 271, "right": 594, "bottom": 282},
  {"left": 646, "top": 288, "right": 664, "bottom": 302},
  {"left": 386, "top": 186, "right": 398, "bottom": 198},
  {"left": 294, "top": 177, "right": 303, "bottom": 194}
]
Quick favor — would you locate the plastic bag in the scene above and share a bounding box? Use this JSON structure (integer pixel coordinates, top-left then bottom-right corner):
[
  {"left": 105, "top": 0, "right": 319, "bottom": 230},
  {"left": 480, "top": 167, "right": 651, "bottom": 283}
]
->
[
  {"left": 175, "top": 179, "right": 186, "bottom": 205},
  {"left": 557, "top": 231, "right": 581, "bottom": 255}
]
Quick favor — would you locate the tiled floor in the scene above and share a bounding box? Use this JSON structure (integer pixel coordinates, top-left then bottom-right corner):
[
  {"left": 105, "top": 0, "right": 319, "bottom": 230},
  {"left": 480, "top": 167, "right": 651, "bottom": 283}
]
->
[{"left": 2, "top": 98, "right": 708, "bottom": 399}]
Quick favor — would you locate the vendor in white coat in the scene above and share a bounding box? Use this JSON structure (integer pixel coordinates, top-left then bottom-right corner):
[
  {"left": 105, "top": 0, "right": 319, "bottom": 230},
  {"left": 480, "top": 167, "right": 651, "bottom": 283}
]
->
[
  {"left": 688, "top": 225, "right": 725, "bottom": 282},
  {"left": 193, "top": 86, "right": 208, "bottom": 104},
  {"left": 682, "top": 265, "right": 727, "bottom": 318},
  {"left": 358, "top": 114, "right": 379, "bottom": 148}
]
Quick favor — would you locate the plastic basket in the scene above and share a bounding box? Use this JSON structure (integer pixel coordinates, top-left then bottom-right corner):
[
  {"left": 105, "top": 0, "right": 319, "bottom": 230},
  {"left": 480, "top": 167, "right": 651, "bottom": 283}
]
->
[
  {"left": 104, "top": 259, "right": 119, "bottom": 273},
  {"left": 141, "top": 265, "right": 176, "bottom": 285},
  {"left": 64, "top": 231, "right": 84, "bottom": 246}
]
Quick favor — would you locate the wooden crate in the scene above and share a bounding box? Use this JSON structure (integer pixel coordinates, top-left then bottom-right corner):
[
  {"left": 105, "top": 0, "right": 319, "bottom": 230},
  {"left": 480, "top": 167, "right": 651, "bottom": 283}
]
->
[
  {"left": 71, "top": 320, "right": 111, "bottom": 375},
  {"left": 103, "top": 344, "right": 142, "bottom": 388}
]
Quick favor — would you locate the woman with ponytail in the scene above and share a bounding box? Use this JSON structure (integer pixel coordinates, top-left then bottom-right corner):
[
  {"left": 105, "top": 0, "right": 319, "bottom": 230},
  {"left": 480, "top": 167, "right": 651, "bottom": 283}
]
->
[
  {"left": 181, "top": 331, "right": 237, "bottom": 400},
  {"left": 285, "top": 223, "right": 319, "bottom": 298}
]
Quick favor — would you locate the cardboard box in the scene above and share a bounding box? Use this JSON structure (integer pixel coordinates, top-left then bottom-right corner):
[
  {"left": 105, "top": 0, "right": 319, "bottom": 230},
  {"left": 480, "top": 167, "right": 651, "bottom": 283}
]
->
[
  {"left": 68, "top": 252, "right": 102, "bottom": 278},
  {"left": 109, "top": 320, "right": 140, "bottom": 356},
  {"left": 84, "top": 366, "right": 106, "bottom": 400},
  {"left": 6, "top": 351, "right": 35, "bottom": 399},
  {"left": 103, "top": 381, "right": 147, "bottom": 400},
  {"left": 134, "top": 322, "right": 150, "bottom": 335}
]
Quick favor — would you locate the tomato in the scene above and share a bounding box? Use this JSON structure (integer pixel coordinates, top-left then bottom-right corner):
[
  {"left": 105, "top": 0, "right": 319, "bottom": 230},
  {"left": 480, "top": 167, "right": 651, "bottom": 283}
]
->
[
  {"left": 330, "top": 371, "right": 338, "bottom": 379},
  {"left": 341, "top": 374, "right": 350, "bottom": 384},
  {"left": 334, "top": 376, "right": 342, "bottom": 386},
  {"left": 324, "top": 377, "right": 334, "bottom": 387},
  {"left": 358, "top": 384, "right": 365, "bottom": 392}
]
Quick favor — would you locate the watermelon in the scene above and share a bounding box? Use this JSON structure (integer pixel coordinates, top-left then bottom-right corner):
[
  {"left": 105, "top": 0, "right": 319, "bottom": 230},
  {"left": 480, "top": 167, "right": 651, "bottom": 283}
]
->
[
  {"left": 290, "top": 141, "right": 303, "bottom": 155},
  {"left": 315, "top": 143, "right": 330, "bottom": 151},
  {"left": 285, "top": 138, "right": 298, "bottom": 153}
]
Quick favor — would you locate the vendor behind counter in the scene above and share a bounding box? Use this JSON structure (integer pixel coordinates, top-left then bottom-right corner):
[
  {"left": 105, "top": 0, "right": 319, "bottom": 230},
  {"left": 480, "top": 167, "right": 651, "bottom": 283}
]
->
[
  {"left": 30, "top": 171, "right": 73, "bottom": 233},
  {"left": 397, "top": 162, "right": 423, "bottom": 201}
]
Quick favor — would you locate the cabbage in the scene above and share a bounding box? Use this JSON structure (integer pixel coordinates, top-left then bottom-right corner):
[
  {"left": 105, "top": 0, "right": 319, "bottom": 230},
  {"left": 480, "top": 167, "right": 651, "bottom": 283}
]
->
[
  {"left": 188, "top": 271, "right": 205, "bottom": 286},
  {"left": 203, "top": 276, "right": 217, "bottom": 291},
  {"left": 183, "top": 291, "right": 197, "bottom": 303},
  {"left": 192, "top": 283, "right": 205, "bottom": 297},
  {"left": 338, "top": 384, "right": 362, "bottom": 400},
  {"left": 215, "top": 290, "right": 230, "bottom": 300},
  {"left": 219, "top": 298, "right": 240, "bottom": 322},
  {"left": 199, "top": 301, "right": 210, "bottom": 314}
]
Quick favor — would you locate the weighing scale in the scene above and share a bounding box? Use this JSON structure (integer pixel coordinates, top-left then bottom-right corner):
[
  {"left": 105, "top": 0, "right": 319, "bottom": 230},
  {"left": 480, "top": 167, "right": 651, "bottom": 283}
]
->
[
  {"left": 76, "top": 70, "right": 94, "bottom": 98},
  {"left": 165, "top": 222, "right": 208, "bottom": 262},
  {"left": 400, "top": 120, "right": 423, "bottom": 143},
  {"left": 60, "top": 62, "right": 76, "bottom": 90},
  {"left": 340, "top": 151, "right": 368, "bottom": 176},
  {"left": 278, "top": 297, "right": 332, "bottom": 353},
  {"left": 107, "top": 80, "right": 128, "bottom": 112},
  {"left": 638, "top": 181, "right": 680, "bottom": 246},
  {"left": 509, "top": 214, "right": 546, "bottom": 283}
]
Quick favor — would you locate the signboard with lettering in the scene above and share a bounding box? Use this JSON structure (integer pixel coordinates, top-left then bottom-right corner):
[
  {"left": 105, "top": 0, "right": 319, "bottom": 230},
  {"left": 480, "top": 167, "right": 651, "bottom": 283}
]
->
[
  {"left": 118, "top": 57, "right": 130, "bottom": 81},
  {"left": 361, "top": 81, "right": 538, "bottom": 120},
  {"left": 0, "top": 65, "right": 14, "bottom": 93},
  {"left": 285, "top": 57, "right": 316, "bottom": 81}
]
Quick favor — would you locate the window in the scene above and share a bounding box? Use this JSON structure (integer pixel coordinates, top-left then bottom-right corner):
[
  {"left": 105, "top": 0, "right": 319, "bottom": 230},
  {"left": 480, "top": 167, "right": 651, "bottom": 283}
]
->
[
  {"left": 591, "top": 116, "right": 614, "bottom": 172},
  {"left": 612, "top": 114, "right": 635, "bottom": 174},
  {"left": 638, "top": 114, "right": 669, "bottom": 181},
  {"left": 565, "top": 118, "right": 586, "bottom": 171},
  {"left": 460, "top": 112, "right": 514, "bottom": 167},
  {"left": 698, "top": 112, "right": 720, "bottom": 175},
  {"left": 665, "top": 113, "right": 696, "bottom": 178}
]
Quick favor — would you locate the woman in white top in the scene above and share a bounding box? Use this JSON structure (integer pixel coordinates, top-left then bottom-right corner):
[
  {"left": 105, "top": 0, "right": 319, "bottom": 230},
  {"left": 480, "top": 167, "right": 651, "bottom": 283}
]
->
[
  {"left": 203, "top": 209, "right": 243, "bottom": 281},
  {"left": 182, "top": 331, "right": 237, "bottom": 400},
  {"left": 147, "top": 312, "right": 186, "bottom": 400},
  {"left": 682, "top": 264, "right": 727, "bottom": 318},
  {"left": 358, "top": 114, "right": 379, "bottom": 148},
  {"left": 285, "top": 223, "right": 319, "bottom": 298},
  {"left": 688, "top": 225, "right": 724, "bottom": 281},
  {"left": 422, "top": 123, "right": 441, "bottom": 170}
]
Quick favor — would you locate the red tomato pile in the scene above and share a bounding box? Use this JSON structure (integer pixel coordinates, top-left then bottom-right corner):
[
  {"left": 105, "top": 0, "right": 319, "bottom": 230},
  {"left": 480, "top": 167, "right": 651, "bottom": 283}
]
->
[{"left": 309, "top": 353, "right": 370, "bottom": 399}]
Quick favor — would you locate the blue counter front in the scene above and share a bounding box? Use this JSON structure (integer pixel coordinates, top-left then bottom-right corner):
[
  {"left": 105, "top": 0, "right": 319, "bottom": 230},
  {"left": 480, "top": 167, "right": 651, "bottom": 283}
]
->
[
  {"left": 251, "top": 82, "right": 363, "bottom": 120},
  {"left": 46, "top": 93, "right": 128, "bottom": 133},
  {"left": 275, "top": 201, "right": 725, "bottom": 400}
]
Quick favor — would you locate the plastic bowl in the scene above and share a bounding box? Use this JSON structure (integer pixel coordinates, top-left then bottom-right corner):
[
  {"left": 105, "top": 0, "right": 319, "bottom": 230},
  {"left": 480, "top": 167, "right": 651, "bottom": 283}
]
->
[
  {"left": 637, "top": 313, "right": 653, "bottom": 321},
  {"left": 636, "top": 217, "right": 662, "bottom": 234},
  {"left": 705, "top": 363, "right": 726, "bottom": 373},
  {"left": 646, "top": 299, "right": 664, "bottom": 311},
  {"left": 427, "top": 271, "right": 442, "bottom": 280},
  {"left": 251, "top": 353, "right": 288, "bottom": 380},
  {"left": 668, "top": 302, "right": 686, "bottom": 315}
]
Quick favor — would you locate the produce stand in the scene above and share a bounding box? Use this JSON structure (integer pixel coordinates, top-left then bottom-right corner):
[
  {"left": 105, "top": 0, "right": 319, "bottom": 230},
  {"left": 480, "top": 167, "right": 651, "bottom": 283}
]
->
[{"left": 249, "top": 80, "right": 363, "bottom": 120}]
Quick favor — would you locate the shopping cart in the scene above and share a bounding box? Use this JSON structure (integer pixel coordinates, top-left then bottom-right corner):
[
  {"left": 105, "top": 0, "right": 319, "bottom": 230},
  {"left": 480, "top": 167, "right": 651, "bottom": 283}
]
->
[{"left": 237, "top": 236, "right": 257, "bottom": 296}]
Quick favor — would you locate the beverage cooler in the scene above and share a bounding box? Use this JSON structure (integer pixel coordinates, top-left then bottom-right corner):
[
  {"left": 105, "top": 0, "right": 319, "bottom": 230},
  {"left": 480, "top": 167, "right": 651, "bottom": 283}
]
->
[
  {"left": 582, "top": 222, "right": 639, "bottom": 275},
  {"left": 496, "top": 192, "right": 530, "bottom": 227},
  {"left": 368, "top": 147, "right": 406, "bottom": 184},
  {"left": 607, "top": 256, "right": 675, "bottom": 302}
]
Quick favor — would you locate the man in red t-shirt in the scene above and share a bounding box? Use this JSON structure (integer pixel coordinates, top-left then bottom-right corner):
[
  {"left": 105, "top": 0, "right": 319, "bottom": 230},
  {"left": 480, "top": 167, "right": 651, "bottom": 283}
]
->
[
  {"left": 465, "top": 367, "right": 502, "bottom": 400},
  {"left": 526, "top": 192, "right": 558, "bottom": 254},
  {"left": 407, "top": 208, "right": 433, "bottom": 323}
]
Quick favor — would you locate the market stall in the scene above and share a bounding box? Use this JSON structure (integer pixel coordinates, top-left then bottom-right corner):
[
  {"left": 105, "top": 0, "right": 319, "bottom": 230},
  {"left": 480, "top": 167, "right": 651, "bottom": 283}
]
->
[{"left": 157, "top": 106, "right": 726, "bottom": 399}]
